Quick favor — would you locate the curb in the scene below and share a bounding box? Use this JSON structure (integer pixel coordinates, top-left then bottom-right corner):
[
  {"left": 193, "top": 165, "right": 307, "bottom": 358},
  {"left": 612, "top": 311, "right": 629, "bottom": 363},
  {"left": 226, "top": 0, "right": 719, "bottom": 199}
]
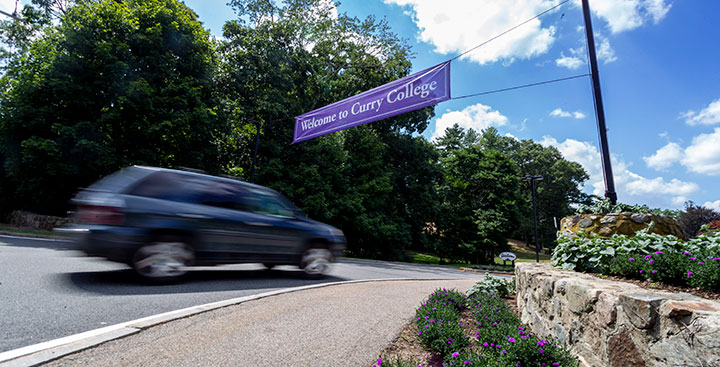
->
[{"left": 0, "top": 277, "right": 490, "bottom": 367}]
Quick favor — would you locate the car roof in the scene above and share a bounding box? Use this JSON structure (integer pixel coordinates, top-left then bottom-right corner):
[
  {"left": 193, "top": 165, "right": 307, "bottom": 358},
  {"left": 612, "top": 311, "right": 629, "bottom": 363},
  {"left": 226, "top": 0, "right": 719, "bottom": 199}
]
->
[{"left": 129, "top": 165, "right": 277, "bottom": 194}]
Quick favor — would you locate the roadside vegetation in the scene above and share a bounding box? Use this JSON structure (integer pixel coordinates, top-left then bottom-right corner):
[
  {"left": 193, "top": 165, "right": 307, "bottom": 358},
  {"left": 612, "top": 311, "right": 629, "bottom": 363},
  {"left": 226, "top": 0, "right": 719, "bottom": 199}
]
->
[
  {"left": 0, "top": 0, "right": 589, "bottom": 266},
  {"left": 374, "top": 276, "right": 578, "bottom": 367},
  {"left": 553, "top": 225, "right": 720, "bottom": 292}
]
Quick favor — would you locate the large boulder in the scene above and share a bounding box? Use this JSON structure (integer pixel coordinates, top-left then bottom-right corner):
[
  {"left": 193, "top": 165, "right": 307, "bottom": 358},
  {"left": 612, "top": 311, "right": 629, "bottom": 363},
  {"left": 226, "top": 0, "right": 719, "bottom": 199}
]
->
[{"left": 559, "top": 213, "right": 683, "bottom": 239}]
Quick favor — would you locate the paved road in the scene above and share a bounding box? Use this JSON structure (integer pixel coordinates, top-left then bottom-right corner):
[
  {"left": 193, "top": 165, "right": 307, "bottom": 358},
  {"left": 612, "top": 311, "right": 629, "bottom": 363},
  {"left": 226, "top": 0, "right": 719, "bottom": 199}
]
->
[
  {"left": 0, "top": 235, "right": 493, "bottom": 353},
  {"left": 42, "top": 279, "right": 481, "bottom": 367}
]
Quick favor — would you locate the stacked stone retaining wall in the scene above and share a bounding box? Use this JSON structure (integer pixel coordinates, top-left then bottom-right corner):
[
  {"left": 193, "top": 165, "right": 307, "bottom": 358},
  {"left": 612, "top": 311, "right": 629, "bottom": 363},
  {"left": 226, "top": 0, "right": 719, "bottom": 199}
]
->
[
  {"left": 516, "top": 263, "right": 720, "bottom": 367},
  {"left": 6, "top": 210, "right": 75, "bottom": 231}
]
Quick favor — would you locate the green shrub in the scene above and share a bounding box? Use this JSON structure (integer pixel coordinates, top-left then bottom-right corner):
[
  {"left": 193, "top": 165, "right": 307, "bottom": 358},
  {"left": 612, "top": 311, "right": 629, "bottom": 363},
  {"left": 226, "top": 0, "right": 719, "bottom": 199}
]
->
[
  {"left": 557, "top": 228, "right": 720, "bottom": 291},
  {"left": 415, "top": 289, "right": 469, "bottom": 358},
  {"left": 574, "top": 198, "right": 680, "bottom": 217},
  {"left": 552, "top": 228, "right": 686, "bottom": 272},
  {"left": 466, "top": 273, "right": 515, "bottom": 298}
]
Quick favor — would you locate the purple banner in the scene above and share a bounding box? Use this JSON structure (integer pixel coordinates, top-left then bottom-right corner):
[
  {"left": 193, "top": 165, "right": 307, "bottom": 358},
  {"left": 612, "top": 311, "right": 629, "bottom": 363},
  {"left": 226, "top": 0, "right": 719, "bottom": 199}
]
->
[{"left": 293, "top": 61, "right": 451, "bottom": 143}]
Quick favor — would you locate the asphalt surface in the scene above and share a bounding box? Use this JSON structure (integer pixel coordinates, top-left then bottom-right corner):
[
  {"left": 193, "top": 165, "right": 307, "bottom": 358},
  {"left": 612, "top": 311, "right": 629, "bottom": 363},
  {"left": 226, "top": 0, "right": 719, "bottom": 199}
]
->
[
  {"left": 40, "top": 279, "right": 480, "bottom": 367},
  {"left": 0, "top": 235, "right": 499, "bottom": 354}
]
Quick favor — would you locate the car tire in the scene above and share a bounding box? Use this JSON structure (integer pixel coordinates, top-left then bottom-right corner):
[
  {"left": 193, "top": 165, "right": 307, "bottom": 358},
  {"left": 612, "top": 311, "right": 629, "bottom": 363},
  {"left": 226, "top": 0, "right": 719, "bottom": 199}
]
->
[
  {"left": 131, "top": 238, "right": 194, "bottom": 283},
  {"left": 300, "top": 247, "right": 332, "bottom": 279}
]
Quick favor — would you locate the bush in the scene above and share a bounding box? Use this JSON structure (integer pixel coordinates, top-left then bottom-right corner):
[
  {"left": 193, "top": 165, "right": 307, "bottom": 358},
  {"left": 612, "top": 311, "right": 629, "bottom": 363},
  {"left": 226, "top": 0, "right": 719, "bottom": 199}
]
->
[
  {"left": 677, "top": 202, "right": 720, "bottom": 239},
  {"left": 466, "top": 273, "right": 515, "bottom": 298},
  {"left": 552, "top": 227, "right": 686, "bottom": 272},
  {"left": 415, "top": 288, "right": 469, "bottom": 359},
  {"left": 698, "top": 221, "right": 720, "bottom": 236},
  {"left": 574, "top": 198, "right": 680, "bottom": 217},
  {"left": 468, "top": 292, "right": 578, "bottom": 367},
  {"left": 555, "top": 227, "right": 720, "bottom": 291}
]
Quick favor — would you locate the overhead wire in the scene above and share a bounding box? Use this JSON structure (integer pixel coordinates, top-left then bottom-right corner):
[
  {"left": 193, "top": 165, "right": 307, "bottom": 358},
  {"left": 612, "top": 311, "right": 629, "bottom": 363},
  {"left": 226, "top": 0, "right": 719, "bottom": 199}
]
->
[{"left": 452, "top": 74, "right": 589, "bottom": 100}]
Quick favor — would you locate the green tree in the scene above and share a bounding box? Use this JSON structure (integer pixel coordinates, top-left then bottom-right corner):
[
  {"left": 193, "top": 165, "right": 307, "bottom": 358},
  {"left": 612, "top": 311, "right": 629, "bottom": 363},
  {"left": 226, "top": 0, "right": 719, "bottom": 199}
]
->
[
  {"left": 218, "top": 0, "right": 440, "bottom": 259},
  {"left": 435, "top": 126, "right": 523, "bottom": 264},
  {"left": 0, "top": 0, "right": 226, "bottom": 215},
  {"left": 478, "top": 127, "right": 590, "bottom": 249}
]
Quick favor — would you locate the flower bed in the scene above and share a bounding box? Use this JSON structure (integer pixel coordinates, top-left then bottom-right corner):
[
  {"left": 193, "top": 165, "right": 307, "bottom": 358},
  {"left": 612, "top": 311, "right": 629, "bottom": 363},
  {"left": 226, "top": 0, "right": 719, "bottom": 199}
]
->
[
  {"left": 553, "top": 227, "right": 720, "bottom": 292},
  {"left": 374, "top": 278, "right": 578, "bottom": 367}
]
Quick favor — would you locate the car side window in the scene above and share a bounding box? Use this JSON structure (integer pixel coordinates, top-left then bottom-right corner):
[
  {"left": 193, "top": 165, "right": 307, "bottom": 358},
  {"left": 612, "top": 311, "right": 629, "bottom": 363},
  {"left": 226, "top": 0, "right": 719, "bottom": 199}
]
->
[
  {"left": 196, "top": 182, "right": 251, "bottom": 211},
  {"left": 244, "top": 191, "right": 295, "bottom": 219}
]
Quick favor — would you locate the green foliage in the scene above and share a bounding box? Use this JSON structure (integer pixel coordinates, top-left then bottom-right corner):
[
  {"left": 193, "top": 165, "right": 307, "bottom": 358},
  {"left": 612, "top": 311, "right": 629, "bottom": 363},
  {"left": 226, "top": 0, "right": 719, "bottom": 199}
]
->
[
  {"left": 552, "top": 227, "right": 686, "bottom": 272},
  {"left": 435, "top": 132, "right": 522, "bottom": 264},
  {"left": 468, "top": 292, "right": 578, "bottom": 367},
  {"left": 677, "top": 201, "right": 720, "bottom": 239},
  {"left": 575, "top": 198, "right": 682, "bottom": 217},
  {"left": 466, "top": 273, "right": 515, "bottom": 298},
  {"left": 554, "top": 228, "right": 720, "bottom": 291},
  {"left": 415, "top": 288, "right": 469, "bottom": 359},
  {"left": 0, "top": 0, "right": 225, "bottom": 215},
  {"left": 217, "top": 0, "right": 439, "bottom": 260}
]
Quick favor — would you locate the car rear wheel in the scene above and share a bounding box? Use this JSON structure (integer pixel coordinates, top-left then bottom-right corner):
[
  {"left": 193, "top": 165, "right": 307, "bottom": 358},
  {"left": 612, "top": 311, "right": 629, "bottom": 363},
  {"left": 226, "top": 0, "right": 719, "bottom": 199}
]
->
[
  {"left": 132, "top": 239, "right": 194, "bottom": 282},
  {"left": 300, "top": 248, "right": 332, "bottom": 279}
]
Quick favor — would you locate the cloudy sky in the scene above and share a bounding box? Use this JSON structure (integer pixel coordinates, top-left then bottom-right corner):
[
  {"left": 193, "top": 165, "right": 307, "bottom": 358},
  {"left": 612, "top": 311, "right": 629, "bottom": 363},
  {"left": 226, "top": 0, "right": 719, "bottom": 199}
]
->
[{"left": 3, "top": 0, "right": 718, "bottom": 210}]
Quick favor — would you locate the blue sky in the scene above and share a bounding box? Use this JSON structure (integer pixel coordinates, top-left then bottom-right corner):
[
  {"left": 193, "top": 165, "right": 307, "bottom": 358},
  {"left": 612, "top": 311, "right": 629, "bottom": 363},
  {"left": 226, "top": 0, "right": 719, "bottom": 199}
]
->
[{"left": 4, "top": 0, "right": 717, "bottom": 210}]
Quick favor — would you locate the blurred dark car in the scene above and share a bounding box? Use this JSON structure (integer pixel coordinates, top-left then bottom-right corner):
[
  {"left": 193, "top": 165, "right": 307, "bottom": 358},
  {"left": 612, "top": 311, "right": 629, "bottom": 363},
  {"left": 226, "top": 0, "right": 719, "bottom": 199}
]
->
[{"left": 61, "top": 166, "right": 346, "bottom": 282}]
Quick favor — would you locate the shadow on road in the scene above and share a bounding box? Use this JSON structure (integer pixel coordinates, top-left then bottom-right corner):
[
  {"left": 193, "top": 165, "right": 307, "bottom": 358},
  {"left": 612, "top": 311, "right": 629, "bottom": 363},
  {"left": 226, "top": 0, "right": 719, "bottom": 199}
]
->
[{"left": 61, "top": 267, "right": 346, "bottom": 296}]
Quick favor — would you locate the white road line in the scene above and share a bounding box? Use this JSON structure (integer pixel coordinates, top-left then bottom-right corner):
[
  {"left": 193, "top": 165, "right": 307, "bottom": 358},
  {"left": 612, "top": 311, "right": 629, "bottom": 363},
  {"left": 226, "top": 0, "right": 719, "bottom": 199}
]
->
[{"left": 1, "top": 278, "right": 474, "bottom": 366}]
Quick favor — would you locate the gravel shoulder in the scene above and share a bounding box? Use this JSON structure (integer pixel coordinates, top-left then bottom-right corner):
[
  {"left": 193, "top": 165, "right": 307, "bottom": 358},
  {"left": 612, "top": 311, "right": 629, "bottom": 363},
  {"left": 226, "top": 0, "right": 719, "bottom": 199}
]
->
[{"left": 42, "top": 279, "right": 480, "bottom": 367}]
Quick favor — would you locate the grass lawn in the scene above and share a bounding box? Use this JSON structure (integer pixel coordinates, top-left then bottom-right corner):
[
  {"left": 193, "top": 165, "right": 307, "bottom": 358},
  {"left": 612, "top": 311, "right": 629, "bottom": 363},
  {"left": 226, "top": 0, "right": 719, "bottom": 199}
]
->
[
  {"left": 0, "top": 223, "right": 69, "bottom": 239},
  {"left": 409, "top": 239, "right": 553, "bottom": 269}
]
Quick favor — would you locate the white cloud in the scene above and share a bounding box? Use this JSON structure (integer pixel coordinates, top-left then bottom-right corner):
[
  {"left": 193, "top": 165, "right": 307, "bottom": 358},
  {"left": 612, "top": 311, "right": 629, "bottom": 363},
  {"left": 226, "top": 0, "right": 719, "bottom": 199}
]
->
[
  {"left": 574, "top": 0, "right": 672, "bottom": 34},
  {"left": 555, "top": 54, "right": 583, "bottom": 69},
  {"left": 704, "top": 200, "right": 720, "bottom": 211},
  {"left": 385, "top": 0, "right": 559, "bottom": 64},
  {"left": 643, "top": 142, "right": 683, "bottom": 170},
  {"left": 550, "top": 108, "right": 585, "bottom": 119},
  {"left": 682, "top": 128, "right": 720, "bottom": 176},
  {"left": 596, "top": 34, "right": 617, "bottom": 63},
  {"left": 540, "top": 136, "right": 699, "bottom": 208},
  {"left": 643, "top": 128, "right": 720, "bottom": 176},
  {"left": 0, "top": 0, "right": 18, "bottom": 14},
  {"left": 432, "top": 103, "right": 508, "bottom": 141},
  {"left": 682, "top": 98, "right": 720, "bottom": 126}
]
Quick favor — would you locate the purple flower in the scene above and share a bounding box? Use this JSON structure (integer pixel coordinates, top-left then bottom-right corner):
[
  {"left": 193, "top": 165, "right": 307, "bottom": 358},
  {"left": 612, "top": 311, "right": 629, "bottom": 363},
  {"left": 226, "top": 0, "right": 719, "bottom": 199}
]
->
[
  {"left": 649, "top": 260, "right": 655, "bottom": 264},
  {"left": 539, "top": 349, "right": 545, "bottom": 354},
  {"left": 483, "top": 342, "right": 489, "bottom": 347},
  {"left": 377, "top": 358, "right": 383, "bottom": 365},
  {"left": 418, "top": 331, "right": 422, "bottom": 335},
  {"left": 629, "top": 258, "right": 635, "bottom": 261},
  {"left": 652, "top": 270, "right": 657, "bottom": 274},
  {"left": 508, "top": 337, "right": 516, "bottom": 343},
  {"left": 639, "top": 270, "right": 644, "bottom": 273},
  {"left": 452, "top": 352, "right": 460, "bottom": 358},
  {"left": 656, "top": 251, "right": 663, "bottom": 254},
  {"left": 645, "top": 255, "right": 652, "bottom": 260},
  {"left": 502, "top": 349, "right": 507, "bottom": 354},
  {"left": 683, "top": 251, "right": 691, "bottom": 255},
  {"left": 687, "top": 271, "right": 693, "bottom": 276},
  {"left": 699, "top": 262, "right": 704, "bottom": 265},
  {"left": 714, "top": 258, "right": 720, "bottom": 261},
  {"left": 464, "top": 361, "right": 470, "bottom": 365}
]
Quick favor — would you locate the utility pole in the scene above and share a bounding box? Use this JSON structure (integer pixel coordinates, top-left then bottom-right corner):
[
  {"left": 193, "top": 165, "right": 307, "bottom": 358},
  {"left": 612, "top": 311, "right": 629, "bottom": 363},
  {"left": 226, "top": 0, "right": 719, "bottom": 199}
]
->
[{"left": 581, "top": 0, "right": 617, "bottom": 205}]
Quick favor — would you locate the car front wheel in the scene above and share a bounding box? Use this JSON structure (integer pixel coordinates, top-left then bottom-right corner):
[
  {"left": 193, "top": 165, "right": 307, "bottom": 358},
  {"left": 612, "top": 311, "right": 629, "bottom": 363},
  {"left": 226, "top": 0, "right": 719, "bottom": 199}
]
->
[
  {"left": 132, "top": 239, "right": 194, "bottom": 283},
  {"left": 300, "top": 248, "right": 332, "bottom": 279}
]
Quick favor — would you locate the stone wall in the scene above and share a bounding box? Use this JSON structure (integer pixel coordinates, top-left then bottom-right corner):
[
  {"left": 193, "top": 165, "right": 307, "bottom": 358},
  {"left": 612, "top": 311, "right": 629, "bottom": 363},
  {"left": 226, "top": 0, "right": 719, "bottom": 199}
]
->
[
  {"left": 516, "top": 263, "right": 720, "bottom": 367},
  {"left": 6, "top": 210, "right": 75, "bottom": 231},
  {"left": 559, "top": 213, "right": 683, "bottom": 239}
]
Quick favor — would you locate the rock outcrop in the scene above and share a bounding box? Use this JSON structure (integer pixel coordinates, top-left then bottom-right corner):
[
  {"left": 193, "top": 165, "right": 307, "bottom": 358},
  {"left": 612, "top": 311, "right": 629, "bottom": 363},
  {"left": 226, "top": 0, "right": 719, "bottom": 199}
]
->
[{"left": 559, "top": 213, "right": 683, "bottom": 239}]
